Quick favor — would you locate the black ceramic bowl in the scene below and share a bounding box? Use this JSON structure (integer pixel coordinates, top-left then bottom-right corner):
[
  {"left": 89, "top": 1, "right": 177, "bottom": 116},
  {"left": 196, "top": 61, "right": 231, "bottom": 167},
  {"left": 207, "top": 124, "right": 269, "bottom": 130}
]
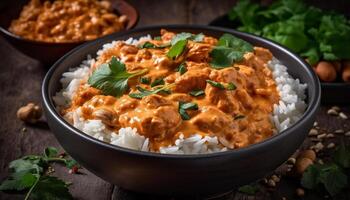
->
[
  {"left": 0, "top": 0, "right": 138, "bottom": 65},
  {"left": 42, "top": 25, "right": 321, "bottom": 196}
]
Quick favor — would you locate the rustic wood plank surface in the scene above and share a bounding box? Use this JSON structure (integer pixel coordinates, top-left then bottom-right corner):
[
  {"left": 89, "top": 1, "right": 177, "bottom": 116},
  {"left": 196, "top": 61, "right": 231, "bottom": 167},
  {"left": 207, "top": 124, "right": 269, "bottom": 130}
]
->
[{"left": 0, "top": 0, "right": 349, "bottom": 200}]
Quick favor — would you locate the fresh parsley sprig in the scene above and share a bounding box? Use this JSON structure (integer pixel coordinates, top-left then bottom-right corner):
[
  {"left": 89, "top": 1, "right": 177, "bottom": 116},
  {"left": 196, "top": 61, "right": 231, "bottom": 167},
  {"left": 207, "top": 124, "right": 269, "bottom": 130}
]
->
[
  {"left": 88, "top": 57, "right": 148, "bottom": 97},
  {"left": 210, "top": 33, "right": 253, "bottom": 68},
  {"left": 129, "top": 84, "right": 174, "bottom": 99},
  {"left": 0, "top": 147, "right": 79, "bottom": 200},
  {"left": 178, "top": 101, "right": 198, "bottom": 120}
]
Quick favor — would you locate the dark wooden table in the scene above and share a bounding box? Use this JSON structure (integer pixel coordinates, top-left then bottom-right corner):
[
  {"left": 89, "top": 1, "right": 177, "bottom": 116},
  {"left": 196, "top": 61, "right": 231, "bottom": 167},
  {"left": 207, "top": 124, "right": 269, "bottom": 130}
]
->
[{"left": 1, "top": 0, "right": 350, "bottom": 199}]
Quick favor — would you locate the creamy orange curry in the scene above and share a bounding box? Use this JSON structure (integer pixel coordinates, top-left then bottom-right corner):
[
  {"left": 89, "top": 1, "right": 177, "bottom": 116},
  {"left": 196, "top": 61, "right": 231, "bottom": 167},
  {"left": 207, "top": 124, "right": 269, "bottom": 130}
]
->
[{"left": 63, "top": 30, "right": 279, "bottom": 151}]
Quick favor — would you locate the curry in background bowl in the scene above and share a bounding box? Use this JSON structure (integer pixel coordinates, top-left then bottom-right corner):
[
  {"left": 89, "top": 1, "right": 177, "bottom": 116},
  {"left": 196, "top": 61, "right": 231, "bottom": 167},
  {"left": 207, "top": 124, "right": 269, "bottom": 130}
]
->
[
  {"left": 9, "top": 0, "right": 128, "bottom": 43},
  {"left": 0, "top": 0, "right": 138, "bottom": 64}
]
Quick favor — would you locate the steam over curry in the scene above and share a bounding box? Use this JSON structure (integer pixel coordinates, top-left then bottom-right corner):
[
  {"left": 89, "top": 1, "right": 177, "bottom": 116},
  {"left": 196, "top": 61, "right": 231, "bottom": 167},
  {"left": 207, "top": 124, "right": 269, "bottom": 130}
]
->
[{"left": 63, "top": 30, "right": 279, "bottom": 151}]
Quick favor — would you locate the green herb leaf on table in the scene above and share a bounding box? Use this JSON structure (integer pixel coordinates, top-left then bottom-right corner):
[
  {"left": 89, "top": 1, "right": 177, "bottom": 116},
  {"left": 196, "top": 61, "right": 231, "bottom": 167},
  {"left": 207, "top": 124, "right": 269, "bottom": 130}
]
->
[
  {"left": 0, "top": 147, "right": 78, "bottom": 199},
  {"left": 238, "top": 184, "right": 259, "bottom": 195},
  {"left": 167, "top": 39, "right": 187, "bottom": 60},
  {"left": 44, "top": 147, "right": 59, "bottom": 158},
  {"left": 0, "top": 172, "right": 37, "bottom": 191},
  {"left": 88, "top": 56, "right": 148, "bottom": 97},
  {"left": 30, "top": 176, "right": 73, "bottom": 200},
  {"left": 178, "top": 101, "right": 198, "bottom": 120},
  {"left": 129, "top": 84, "right": 174, "bottom": 99},
  {"left": 210, "top": 33, "right": 253, "bottom": 68},
  {"left": 176, "top": 63, "right": 187, "bottom": 75},
  {"left": 334, "top": 141, "right": 350, "bottom": 169},
  {"left": 301, "top": 163, "right": 348, "bottom": 196},
  {"left": 150, "top": 78, "right": 165, "bottom": 87},
  {"left": 189, "top": 89, "right": 205, "bottom": 97}
]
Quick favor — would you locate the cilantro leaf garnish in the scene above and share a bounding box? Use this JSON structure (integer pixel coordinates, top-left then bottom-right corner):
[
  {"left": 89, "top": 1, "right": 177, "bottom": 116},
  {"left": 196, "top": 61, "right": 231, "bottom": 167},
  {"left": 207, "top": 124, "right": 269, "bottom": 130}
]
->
[
  {"left": 138, "top": 41, "right": 170, "bottom": 49},
  {"left": 206, "top": 80, "right": 237, "bottom": 90},
  {"left": 206, "top": 80, "right": 225, "bottom": 89},
  {"left": 88, "top": 57, "right": 148, "bottom": 97},
  {"left": 210, "top": 33, "right": 253, "bottom": 68},
  {"left": 170, "top": 32, "right": 204, "bottom": 45},
  {"left": 178, "top": 101, "right": 198, "bottom": 120},
  {"left": 153, "top": 36, "right": 162, "bottom": 41},
  {"left": 129, "top": 84, "right": 174, "bottom": 99},
  {"left": 167, "top": 39, "right": 187, "bottom": 59},
  {"left": 140, "top": 77, "right": 151, "bottom": 84},
  {"left": 226, "top": 82, "right": 237, "bottom": 90},
  {"left": 234, "top": 115, "right": 245, "bottom": 120},
  {"left": 0, "top": 147, "right": 78, "bottom": 200},
  {"left": 150, "top": 77, "right": 165, "bottom": 87},
  {"left": 176, "top": 63, "right": 187, "bottom": 75},
  {"left": 189, "top": 89, "right": 205, "bottom": 97}
]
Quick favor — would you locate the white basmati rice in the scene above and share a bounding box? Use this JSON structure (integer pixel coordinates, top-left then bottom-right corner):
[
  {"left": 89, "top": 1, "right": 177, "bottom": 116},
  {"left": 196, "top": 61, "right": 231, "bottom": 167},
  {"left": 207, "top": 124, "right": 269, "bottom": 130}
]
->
[{"left": 53, "top": 36, "right": 307, "bottom": 154}]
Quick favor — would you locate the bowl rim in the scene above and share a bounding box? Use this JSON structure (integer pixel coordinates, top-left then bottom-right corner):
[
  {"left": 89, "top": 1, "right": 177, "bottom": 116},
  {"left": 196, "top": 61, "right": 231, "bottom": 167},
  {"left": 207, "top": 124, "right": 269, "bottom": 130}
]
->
[
  {"left": 0, "top": 0, "right": 139, "bottom": 46},
  {"left": 42, "top": 24, "right": 321, "bottom": 159}
]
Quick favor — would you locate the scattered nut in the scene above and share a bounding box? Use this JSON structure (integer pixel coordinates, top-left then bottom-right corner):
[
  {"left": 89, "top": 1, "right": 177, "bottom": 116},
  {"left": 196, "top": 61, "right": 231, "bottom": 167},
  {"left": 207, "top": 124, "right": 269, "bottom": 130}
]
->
[
  {"left": 287, "top": 157, "right": 296, "bottom": 165},
  {"left": 345, "top": 131, "right": 350, "bottom": 137},
  {"left": 310, "top": 138, "right": 321, "bottom": 142},
  {"left": 299, "top": 150, "right": 316, "bottom": 161},
  {"left": 335, "top": 129, "right": 345, "bottom": 134},
  {"left": 271, "top": 175, "right": 280, "bottom": 183},
  {"left": 17, "top": 103, "right": 42, "bottom": 124},
  {"left": 318, "top": 159, "right": 324, "bottom": 165},
  {"left": 267, "top": 179, "right": 276, "bottom": 187},
  {"left": 308, "top": 128, "right": 319, "bottom": 136},
  {"left": 327, "top": 143, "right": 335, "bottom": 149},
  {"left": 312, "top": 142, "right": 324, "bottom": 152},
  {"left": 313, "top": 121, "right": 318, "bottom": 127},
  {"left": 296, "top": 188, "right": 305, "bottom": 197},
  {"left": 331, "top": 106, "right": 340, "bottom": 112},
  {"left": 327, "top": 109, "right": 338, "bottom": 116},
  {"left": 295, "top": 157, "right": 313, "bottom": 174},
  {"left": 339, "top": 112, "right": 348, "bottom": 119},
  {"left": 317, "top": 133, "right": 327, "bottom": 139},
  {"left": 21, "top": 127, "right": 27, "bottom": 132},
  {"left": 326, "top": 133, "right": 335, "bottom": 138}
]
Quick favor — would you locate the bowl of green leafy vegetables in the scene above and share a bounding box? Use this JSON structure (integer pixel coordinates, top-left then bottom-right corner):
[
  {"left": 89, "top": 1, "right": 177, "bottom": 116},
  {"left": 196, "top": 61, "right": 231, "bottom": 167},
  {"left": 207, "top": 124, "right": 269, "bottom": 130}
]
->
[{"left": 209, "top": 0, "right": 350, "bottom": 104}]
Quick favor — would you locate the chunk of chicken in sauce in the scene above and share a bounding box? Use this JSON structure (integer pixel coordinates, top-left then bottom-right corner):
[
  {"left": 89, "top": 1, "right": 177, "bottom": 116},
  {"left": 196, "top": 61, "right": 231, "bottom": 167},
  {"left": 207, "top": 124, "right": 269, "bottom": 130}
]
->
[{"left": 64, "top": 30, "right": 279, "bottom": 151}]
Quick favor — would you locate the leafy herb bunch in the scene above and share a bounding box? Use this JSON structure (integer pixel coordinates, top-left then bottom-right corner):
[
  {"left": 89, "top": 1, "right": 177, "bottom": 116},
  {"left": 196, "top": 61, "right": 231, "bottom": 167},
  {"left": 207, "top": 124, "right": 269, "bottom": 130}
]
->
[
  {"left": 228, "top": 0, "right": 350, "bottom": 64},
  {"left": 0, "top": 147, "right": 79, "bottom": 200}
]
